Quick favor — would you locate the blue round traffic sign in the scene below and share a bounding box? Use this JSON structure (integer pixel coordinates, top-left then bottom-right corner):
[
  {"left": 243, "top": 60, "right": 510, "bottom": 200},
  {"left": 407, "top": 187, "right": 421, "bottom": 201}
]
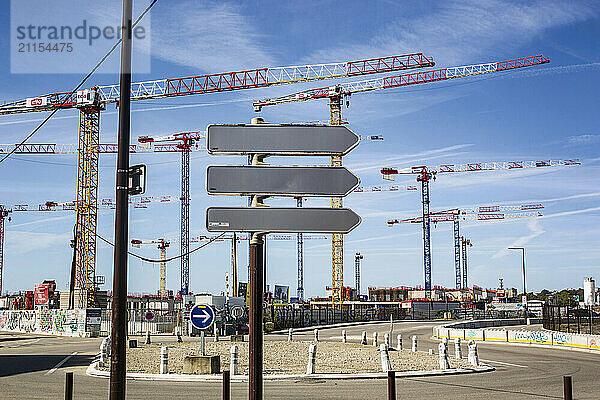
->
[
  {"left": 144, "top": 311, "right": 155, "bottom": 321},
  {"left": 190, "top": 304, "right": 215, "bottom": 330}
]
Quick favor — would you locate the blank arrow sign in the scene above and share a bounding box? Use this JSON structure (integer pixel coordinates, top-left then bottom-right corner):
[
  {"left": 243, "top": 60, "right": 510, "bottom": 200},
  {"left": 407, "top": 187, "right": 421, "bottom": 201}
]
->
[
  {"left": 206, "top": 207, "right": 361, "bottom": 233},
  {"left": 207, "top": 124, "right": 360, "bottom": 155},
  {"left": 207, "top": 166, "right": 360, "bottom": 197}
]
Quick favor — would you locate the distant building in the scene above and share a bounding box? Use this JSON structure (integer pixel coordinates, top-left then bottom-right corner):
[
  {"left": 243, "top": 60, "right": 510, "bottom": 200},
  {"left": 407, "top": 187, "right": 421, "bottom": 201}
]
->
[
  {"left": 368, "top": 287, "right": 409, "bottom": 302},
  {"left": 584, "top": 277, "right": 596, "bottom": 306}
]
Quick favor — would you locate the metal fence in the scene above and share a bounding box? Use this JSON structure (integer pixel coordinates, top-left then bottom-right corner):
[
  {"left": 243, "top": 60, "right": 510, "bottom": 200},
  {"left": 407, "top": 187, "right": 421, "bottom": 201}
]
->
[
  {"left": 100, "top": 309, "right": 184, "bottom": 337},
  {"left": 271, "top": 304, "right": 407, "bottom": 330},
  {"left": 543, "top": 305, "right": 599, "bottom": 335}
]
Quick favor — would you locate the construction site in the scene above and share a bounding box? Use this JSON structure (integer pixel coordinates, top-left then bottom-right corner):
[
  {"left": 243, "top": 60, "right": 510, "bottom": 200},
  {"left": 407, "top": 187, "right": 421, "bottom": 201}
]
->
[
  {"left": 1, "top": 2, "right": 599, "bottom": 399},
  {"left": 0, "top": 50, "right": 593, "bottom": 334}
]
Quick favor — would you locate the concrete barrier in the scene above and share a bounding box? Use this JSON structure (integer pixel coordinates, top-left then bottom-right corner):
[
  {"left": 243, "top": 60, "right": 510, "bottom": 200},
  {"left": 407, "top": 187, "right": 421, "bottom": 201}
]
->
[
  {"left": 484, "top": 329, "right": 508, "bottom": 342},
  {"left": 448, "top": 329, "right": 465, "bottom": 340},
  {"left": 552, "top": 331, "right": 572, "bottom": 348},
  {"left": 529, "top": 330, "right": 552, "bottom": 346},
  {"left": 464, "top": 329, "right": 484, "bottom": 341},
  {"left": 434, "top": 319, "right": 600, "bottom": 353},
  {"left": 570, "top": 334, "right": 589, "bottom": 350},
  {"left": 437, "top": 327, "right": 450, "bottom": 338},
  {"left": 588, "top": 335, "right": 600, "bottom": 351},
  {"left": 509, "top": 330, "right": 531, "bottom": 344}
]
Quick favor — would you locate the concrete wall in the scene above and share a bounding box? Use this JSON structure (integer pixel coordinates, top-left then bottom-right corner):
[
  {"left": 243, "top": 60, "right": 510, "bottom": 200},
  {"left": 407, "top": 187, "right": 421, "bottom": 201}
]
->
[
  {"left": 433, "top": 320, "right": 600, "bottom": 352},
  {"left": 0, "top": 309, "right": 99, "bottom": 337}
]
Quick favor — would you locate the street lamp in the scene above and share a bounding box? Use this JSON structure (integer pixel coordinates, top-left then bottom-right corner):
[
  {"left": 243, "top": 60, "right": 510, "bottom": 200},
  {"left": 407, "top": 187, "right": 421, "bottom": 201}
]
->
[{"left": 508, "top": 247, "right": 527, "bottom": 320}]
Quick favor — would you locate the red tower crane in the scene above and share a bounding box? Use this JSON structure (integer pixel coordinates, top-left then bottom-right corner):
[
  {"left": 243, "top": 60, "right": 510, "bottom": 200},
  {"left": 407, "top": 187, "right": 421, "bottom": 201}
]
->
[
  {"left": 0, "top": 196, "right": 176, "bottom": 298},
  {"left": 382, "top": 159, "right": 579, "bottom": 297},
  {"left": 0, "top": 53, "right": 434, "bottom": 305},
  {"left": 252, "top": 54, "right": 550, "bottom": 308},
  {"left": 388, "top": 203, "right": 544, "bottom": 291}
]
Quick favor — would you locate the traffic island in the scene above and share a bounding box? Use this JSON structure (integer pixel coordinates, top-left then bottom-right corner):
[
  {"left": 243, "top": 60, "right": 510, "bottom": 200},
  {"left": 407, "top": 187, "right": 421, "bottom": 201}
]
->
[{"left": 95, "top": 340, "right": 477, "bottom": 375}]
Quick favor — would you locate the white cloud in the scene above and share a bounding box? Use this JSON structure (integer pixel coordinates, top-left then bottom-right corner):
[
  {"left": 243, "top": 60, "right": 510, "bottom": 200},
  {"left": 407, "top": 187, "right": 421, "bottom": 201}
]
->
[
  {"left": 567, "top": 134, "right": 600, "bottom": 146},
  {"left": 6, "top": 231, "right": 71, "bottom": 255},
  {"left": 152, "top": 1, "right": 275, "bottom": 71},
  {"left": 305, "top": 0, "right": 598, "bottom": 66},
  {"left": 492, "top": 219, "right": 545, "bottom": 259}
]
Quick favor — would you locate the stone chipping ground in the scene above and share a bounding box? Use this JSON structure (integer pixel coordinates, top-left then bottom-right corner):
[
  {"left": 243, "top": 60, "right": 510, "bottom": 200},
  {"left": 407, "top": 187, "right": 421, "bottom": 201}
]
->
[{"left": 99, "top": 340, "right": 472, "bottom": 375}]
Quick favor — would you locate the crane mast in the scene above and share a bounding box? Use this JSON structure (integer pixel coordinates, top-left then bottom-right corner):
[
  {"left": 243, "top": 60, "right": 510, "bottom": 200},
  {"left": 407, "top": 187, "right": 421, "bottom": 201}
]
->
[{"left": 138, "top": 131, "right": 204, "bottom": 296}]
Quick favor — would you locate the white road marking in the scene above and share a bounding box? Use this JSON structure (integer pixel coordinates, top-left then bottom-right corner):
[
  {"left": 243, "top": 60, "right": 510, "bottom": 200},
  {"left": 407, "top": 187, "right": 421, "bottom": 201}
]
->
[
  {"left": 45, "top": 352, "right": 78, "bottom": 375},
  {"left": 480, "top": 359, "right": 528, "bottom": 368}
]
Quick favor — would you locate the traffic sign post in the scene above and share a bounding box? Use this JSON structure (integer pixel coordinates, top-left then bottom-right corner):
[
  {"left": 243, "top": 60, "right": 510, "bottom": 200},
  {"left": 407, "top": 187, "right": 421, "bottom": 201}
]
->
[
  {"left": 190, "top": 304, "right": 215, "bottom": 356},
  {"left": 207, "top": 166, "right": 359, "bottom": 197},
  {"left": 207, "top": 207, "right": 361, "bottom": 233},
  {"left": 144, "top": 311, "right": 154, "bottom": 321},
  {"left": 206, "top": 124, "right": 360, "bottom": 156},
  {"left": 206, "top": 121, "right": 361, "bottom": 400}
]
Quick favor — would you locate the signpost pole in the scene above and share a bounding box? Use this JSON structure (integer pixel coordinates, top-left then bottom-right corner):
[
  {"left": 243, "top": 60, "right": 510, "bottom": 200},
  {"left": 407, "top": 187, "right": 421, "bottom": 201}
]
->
[
  {"left": 110, "top": 1, "right": 132, "bottom": 399},
  {"left": 201, "top": 330, "right": 205, "bottom": 356},
  {"left": 249, "top": 233, "right": 264, "bottom": 400}
]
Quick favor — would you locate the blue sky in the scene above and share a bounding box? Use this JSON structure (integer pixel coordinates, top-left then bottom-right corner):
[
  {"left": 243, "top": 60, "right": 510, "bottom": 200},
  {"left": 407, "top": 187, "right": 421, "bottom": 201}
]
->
[{"left": 0, "top": 0, "right": 599, "bottom": 298}]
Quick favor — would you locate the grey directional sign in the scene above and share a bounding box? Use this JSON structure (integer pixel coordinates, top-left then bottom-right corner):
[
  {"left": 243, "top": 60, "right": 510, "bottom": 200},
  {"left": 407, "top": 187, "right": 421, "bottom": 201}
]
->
[
  {"left": 206, "top": 124, "right": 360, "bottom": 155},
  {"left": 206, "top": 207, "right": 361, "bottom": 233},
  {"left": 206, "top": 166, "right": 360, "bottom": 197}
]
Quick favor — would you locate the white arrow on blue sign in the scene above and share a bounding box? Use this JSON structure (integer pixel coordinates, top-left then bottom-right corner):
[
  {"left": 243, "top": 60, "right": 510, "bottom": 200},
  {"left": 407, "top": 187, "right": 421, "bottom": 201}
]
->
[{"left": 189, "top": 304, "right": 216, "bottom": 330}]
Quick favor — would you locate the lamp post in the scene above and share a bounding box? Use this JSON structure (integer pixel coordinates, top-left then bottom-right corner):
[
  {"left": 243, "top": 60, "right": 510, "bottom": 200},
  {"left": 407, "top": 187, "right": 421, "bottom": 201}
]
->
[{"left": 508, "top": 247, "right": 527, "bottom": 320}]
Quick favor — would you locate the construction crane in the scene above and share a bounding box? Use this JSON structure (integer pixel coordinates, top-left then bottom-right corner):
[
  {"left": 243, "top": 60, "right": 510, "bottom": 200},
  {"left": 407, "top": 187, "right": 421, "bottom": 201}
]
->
[
  {"left": 0, "top": 139, "right": 201, "bottom": 304},
  {"left": 382, "top": 159, "right": 579, "bottom": 297},
  {"left": 0, "top": 196, "right": 176, "bottom": 298},
  {"left": 131, "top": 238, "right": 170, "bottom": 297},
  {"left": 252, "top": 54, "right": 550, "bottom": 308},
  {"left": 460, "top": 236, "right": 472, "bottom": 289},
  {"left": 0, "top": 53, "right": 434, "bottom": 306},
  {"left": 388, "top": 204, "right": 544, "bottom": 291},
  {"left": 131, "top": 234, "right": 327, "bottom": 298},
  {"left": 137, "top": 131, "right": 204, "bottom": 296},
  {"left": 293, "top": 183, "right": 418, "bottom": 301}
]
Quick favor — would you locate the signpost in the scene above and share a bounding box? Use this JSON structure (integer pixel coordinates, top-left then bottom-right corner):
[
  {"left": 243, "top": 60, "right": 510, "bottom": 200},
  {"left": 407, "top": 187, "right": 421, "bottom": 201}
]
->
[
  {"left": 190, "top": 304, "right": 215, "bottom": 356},
  {"left": 207, "top": 166, "right": 359, "bottom": 197},
  {"left": 207, "top": 207, "right": 361, "bottom": 233},
  {"left": 205, "top": 122, "right": 361, "bottom": 400},
  {"left": 206, "top": 124, "right": 360, "bottom": 155}
]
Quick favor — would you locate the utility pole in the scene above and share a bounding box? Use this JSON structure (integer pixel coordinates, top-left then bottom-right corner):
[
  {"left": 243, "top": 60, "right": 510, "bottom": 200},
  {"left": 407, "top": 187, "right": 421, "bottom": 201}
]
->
[
  {"left": 110, "top": 0, "right": 132, "bottom": 398},
  {"left": 508, "top": 247, "right": 527, "bottom": 320},
  {"left": 232, "top": 232, "right": 238, "bottom": 297}
]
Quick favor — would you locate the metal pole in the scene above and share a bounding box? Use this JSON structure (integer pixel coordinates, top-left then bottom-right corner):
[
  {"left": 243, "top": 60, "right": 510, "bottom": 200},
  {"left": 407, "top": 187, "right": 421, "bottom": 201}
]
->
[
  {"left": 109, "top": 0, "right": 133, "bottom": 398},
  {"left": 201, "top": 330, "right": 205, "bottom": 356},
  {"left": 249, "top": 234, "right": 264, "bottom": 400},
  {"left": 387, "top": 370, "right": 396, "bottom": 400},
  {"left": 64, "top": 371, "right": 73, "bottom": 400},
  {"left": 563, "top": 376, "right": 572, "bottom": 400},
  {"left": 232, "top": 233, "right": 238, "bottom": 297},
  {"left": 223, "top": 370, "right": 231, "bottom": 400},
  {"left": 69, "top": 225, "right": 77, "bottom": 309}
]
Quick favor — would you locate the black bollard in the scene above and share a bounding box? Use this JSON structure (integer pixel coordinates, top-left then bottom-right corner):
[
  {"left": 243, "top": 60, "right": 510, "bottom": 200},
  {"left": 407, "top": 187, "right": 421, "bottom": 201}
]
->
[
  {"left": 65, "top": 371, "right": 73, "bottom": 400},
  {"left": 387, "top": 370, "right": 396, "bottom": 400},
  {"left": 223, "top": 370, "right": 231, "bottom": 400},
  {"left": 563, "top": 376, "right": 572, "bottom": 400}
]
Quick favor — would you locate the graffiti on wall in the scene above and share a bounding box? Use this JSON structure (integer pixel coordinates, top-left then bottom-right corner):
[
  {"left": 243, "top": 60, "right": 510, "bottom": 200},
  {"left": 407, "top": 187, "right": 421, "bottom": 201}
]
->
[{"left": 1, "top": 309, "right": 87, "bottom": 337}]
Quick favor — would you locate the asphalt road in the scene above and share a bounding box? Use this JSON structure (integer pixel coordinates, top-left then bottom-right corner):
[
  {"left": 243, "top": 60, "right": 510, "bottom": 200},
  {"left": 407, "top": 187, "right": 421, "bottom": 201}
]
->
[{"left": 0, "top": 320, "right": 597, "bottom": 399}]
